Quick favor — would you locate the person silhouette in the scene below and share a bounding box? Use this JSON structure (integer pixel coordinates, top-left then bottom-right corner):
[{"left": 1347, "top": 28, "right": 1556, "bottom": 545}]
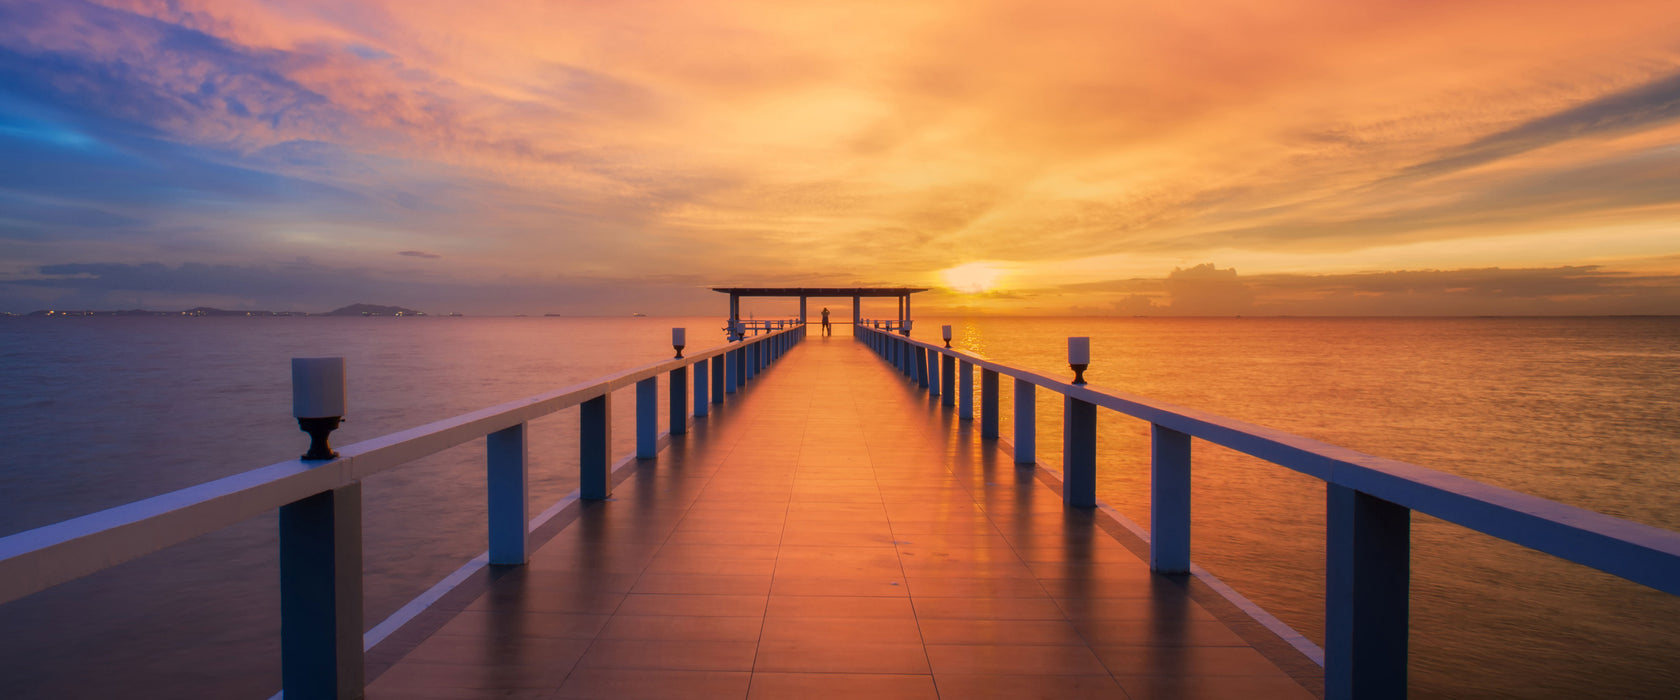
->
[{"left": 821, "top": 307, "right": 831, "bottom": 336}]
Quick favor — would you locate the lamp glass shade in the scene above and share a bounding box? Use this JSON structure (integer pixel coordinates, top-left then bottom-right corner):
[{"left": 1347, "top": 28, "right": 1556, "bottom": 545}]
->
[
  {"left": 942, "top": 324, "right": 953, "bottom": 341},
  {"left": 1068, "top": 337, "right": 1091, "bottom": 365},
  {"left": 673, "top": 327, "right": 686, "bottom": 345},
  {"left": 292, "top": 357, "right": 346, "bottom": 418}
]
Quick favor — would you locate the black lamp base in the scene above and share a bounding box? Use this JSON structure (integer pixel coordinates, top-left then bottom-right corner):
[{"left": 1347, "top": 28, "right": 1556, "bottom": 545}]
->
[
  {"left": 1071, "top": 364, "right": 1088, "bottom": 385},
  {"left": 674, "top": 345, "right": 685, "bottom": 359},
  {"left": 298, "top": 416, "right": 342, "bottom": 460}
]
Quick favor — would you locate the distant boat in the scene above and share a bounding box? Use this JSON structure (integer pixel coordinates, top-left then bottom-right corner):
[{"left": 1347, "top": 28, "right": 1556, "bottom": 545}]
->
[
  {"left": 447, "top": 313, "right": 463, "bottom": 317},
  {"left": 632, "top": 312, "right": 647, "bottom": 317}
]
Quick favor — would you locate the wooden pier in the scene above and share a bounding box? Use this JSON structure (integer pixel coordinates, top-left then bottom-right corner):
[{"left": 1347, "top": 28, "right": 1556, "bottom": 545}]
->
[{"left": 362, "top": 336, "right": 1316, "bottom": 699}]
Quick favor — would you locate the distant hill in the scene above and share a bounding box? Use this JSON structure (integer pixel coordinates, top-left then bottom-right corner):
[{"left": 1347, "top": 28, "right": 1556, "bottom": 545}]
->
[
  {"left": 18, "top": 303, "right": 422, "bottom": 317},
  {"left": 322, "top": 303, "right": 425, "bottom": 317},
  {"left": 26, "top": 307, "right": 306, "bottom": 317}
]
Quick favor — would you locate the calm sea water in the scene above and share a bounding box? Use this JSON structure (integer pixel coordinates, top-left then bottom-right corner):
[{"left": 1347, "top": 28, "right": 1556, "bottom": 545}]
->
[{"left": 2, "top": 315, "right": 1677, "bottom": 698}]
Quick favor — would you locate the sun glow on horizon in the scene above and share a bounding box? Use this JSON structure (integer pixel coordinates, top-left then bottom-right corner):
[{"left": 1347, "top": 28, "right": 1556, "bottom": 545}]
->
[{"left": 942, "top": 261, "right": 1007, "bottom": 294}]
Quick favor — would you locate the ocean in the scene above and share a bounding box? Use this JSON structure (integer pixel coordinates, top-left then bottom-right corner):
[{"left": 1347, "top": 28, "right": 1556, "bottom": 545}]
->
[{"left": 1, "top": 315, "right": 1677, "bottom": 698}]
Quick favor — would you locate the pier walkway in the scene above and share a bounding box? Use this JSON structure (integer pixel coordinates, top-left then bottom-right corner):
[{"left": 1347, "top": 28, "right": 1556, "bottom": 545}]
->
[{"left": 363, "top": 336, "right": 1316, "bottom": 699}]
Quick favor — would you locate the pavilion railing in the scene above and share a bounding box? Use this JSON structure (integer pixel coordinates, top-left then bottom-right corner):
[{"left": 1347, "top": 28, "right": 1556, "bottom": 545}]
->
[
  {"left": 0, "top": 323, "right": 805, "bottom": 700},
  {"left": 855, "top": 322, "right": 1680, "bottom": 700}
]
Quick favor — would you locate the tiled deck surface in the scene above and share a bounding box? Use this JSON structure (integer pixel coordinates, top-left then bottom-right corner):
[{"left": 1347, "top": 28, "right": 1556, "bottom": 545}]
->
[{"left": 366, "top": 335, "right": 1318, "bottom": 699}]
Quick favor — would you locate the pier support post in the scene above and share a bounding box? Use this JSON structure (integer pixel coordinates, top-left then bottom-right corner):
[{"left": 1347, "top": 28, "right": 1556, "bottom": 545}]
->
[
  {"left": 960, "top": 361, "right": 974, "bottom": 420},
  {"left": 980, "top": 369, "right": 999, "bottom": 438},
  {"left": 637, "top": 377, "right": 657, "bottom": 458},
  {"left": 1150, "top": 424, "right": 1191, "bottom": 572},
  {"left": 1326, "top": 485, "right": 1410, "bottom": 700},
  {"left": 487, "top": 423, "right": 528, "bottom": 565},
  {"left": 694, "top": 359, "right": 710, "bottom": 415},
  {"left": 942, "top": 355, "right": 956, "bottom": 407},
  {"left": 1063, "top": 396, "right": 1096, "bottom": 507},
  {"left": 670, "top": 366, "right": 688, "bottom": 434},
  {"left": 280, "top": 483, "right": 364, "bottom": 700},
  {"left": 726, "top": 349, "right": 739, "bottom": 394},
  {"left": 580, "top": 393, "right": 612, "bottom": 499},
  {"left": 1014, "top": 380, "right": 1035, "bottom": 464},
  {"left": 917, "top": 347, "right": 930, "bottom": 389},
  {"left": 746, "top": 343, "right": 757, "bottom": 380}
]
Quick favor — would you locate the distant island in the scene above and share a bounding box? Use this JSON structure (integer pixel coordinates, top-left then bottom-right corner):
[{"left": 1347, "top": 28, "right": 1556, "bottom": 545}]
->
[
  {"left": 20, "top": 303, "right": 427, "bottom": 317},
  {"left": 320, "top": 303, "right": 426, "bottom": 317}
]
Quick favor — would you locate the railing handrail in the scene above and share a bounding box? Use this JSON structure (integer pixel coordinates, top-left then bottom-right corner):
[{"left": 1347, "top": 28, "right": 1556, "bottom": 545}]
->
[
  {"left": 0, "top": 325, "right": 803, "bottom": 606},
  {"left": 857, "top": 325, "right": 1680, "bottom": 594}
]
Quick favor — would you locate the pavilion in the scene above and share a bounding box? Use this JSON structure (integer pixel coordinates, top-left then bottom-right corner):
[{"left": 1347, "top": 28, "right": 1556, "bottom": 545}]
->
[{"left": 710, "top": 287, "right": 929, "bottom": 328}]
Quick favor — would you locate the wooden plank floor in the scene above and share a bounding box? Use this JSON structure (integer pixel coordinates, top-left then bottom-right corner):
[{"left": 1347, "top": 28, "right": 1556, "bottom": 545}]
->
[{"left": 366, "top": 335, "right": 1318, "bottom": 700}]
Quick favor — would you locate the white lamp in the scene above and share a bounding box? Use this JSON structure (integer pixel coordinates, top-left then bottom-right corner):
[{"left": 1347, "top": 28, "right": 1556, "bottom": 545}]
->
[
  {"left": 292, "top": 357, "right": 345, "bottom": 460},
  {"left": 673, "top": 327, "right": 686, "bottom": 358},
  {"left": 942, "top": 324, "right": 953, "bottom": 348},
  {"left": 1068, "top": 337, "right": 1090, "bottom": 385}
]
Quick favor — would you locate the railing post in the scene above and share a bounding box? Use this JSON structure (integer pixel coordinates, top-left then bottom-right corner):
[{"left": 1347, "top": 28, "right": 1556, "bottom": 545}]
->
[
  {"left": 637, "top": 377, "right": 657, "bottom": 458},
  {"left": 941, "top": 354, "right": 956, "bottom": 407},
  {"left": 1063, "top": 395, "right": 1096, "bottom": 507},
  {"left": 1150, "top": 424, "right": 1191, "bottom": 572},
  {"left": 745, "top": 343, "right": 756, "bottom": 380},
  {"left": 917, "top": 347, "right": 930, "bottom": 389},
  {"left": 1014, "top": 379, "right": 1035, "bottom": 464},
  {"left": 712, "top": 354, "right": 726, "bottom": 402},
  {"left": 280, "top": 483, "right": 364, "bottom": 700},
  {"left": 980, "top": 369, "right": 999, "bottom": 438},
  {"left": 580, "top": 393, "right": 612, "bottom": 499},
  {"left": 726, "top": 349, "right": 739, "bottom": 394},
  {"left": 928, "top": 349, "right": 941, "bottom": 397},
  {"left": 959, "top": 360, "right": 974, "bottom": 419},
  {"left": 693, "top": 359, "right": 710, "bottom": 415},
  {"left": 669, "top": 366, "right": 688, "bottom": 434},
  {"left": 1326, "top": 484, "right": 1411, "bottom": 700},
  {"left": 487, "top": 423, "right": 528, "bottom": 565}
]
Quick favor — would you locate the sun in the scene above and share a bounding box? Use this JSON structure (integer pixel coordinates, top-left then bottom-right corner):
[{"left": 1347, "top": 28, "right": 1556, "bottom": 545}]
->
[{"left": 941, "top": 261, "right": 1006, "bottom": 293}]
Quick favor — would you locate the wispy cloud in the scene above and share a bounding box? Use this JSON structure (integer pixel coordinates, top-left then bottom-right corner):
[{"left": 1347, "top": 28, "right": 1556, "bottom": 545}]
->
[{"left": 1395, "top": 70, "right": 1680, "bottom": 183}]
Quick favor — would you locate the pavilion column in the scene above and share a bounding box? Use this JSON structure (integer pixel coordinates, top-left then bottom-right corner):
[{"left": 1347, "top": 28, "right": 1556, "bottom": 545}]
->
[
  {"left": 852, "top": 296, "right": 861, "bottom": 336},
  {"left": 800, "top": 296, "right": 807, "bottom": 324}
]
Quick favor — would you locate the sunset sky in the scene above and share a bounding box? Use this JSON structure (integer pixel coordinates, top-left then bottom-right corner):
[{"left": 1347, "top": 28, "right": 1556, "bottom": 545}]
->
[{"left": 2, "top": 0, "right": 1679, "bottom": 315}]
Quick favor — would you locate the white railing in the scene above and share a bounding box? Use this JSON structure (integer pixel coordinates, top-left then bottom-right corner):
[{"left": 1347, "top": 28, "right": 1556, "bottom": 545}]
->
[
  {"left": 0, "top": 324, "right": 805, "bottom": 700},
  {"left": 855, "top": 323, "right": 1680, "bottom": 700}
]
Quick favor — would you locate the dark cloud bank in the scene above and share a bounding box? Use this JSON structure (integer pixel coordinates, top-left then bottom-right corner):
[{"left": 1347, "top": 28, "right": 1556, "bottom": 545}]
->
[
  {"left": 7, "top": 260, "right": 1679, "bottom": 317},
  {"left": 1064, "top": 263, "right": 1680, "bottom": 316}
]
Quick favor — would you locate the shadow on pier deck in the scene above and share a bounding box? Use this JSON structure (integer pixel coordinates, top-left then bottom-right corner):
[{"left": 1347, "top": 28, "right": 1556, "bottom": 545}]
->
[{"left": 364, "top": 337, "right": 1319, "bottom": 700}]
